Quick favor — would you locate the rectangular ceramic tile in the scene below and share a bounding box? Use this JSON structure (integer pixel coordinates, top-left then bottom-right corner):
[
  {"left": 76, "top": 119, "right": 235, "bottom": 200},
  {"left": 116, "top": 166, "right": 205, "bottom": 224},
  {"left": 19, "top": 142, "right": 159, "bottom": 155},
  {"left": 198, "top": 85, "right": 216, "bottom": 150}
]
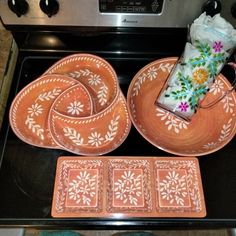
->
[
  {"left": 51, "top": 156, "right": 206, "bottom": 218},
  {"left": 107, "top": 159, "right": 153, "bottom": 213},
  {"left": 52, "top": 158, "right": 104, "bottom": 217},
  {"left": 154, "top": 158, "right": 206, "bottom": 217}
]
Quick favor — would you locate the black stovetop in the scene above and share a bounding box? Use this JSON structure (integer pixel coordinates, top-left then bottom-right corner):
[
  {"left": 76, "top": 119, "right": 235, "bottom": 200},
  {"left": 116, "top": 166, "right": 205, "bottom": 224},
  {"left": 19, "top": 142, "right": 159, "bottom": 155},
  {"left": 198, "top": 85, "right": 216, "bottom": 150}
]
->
[{"left": 0, "top": 30, "right": 236, "bottom": 229}]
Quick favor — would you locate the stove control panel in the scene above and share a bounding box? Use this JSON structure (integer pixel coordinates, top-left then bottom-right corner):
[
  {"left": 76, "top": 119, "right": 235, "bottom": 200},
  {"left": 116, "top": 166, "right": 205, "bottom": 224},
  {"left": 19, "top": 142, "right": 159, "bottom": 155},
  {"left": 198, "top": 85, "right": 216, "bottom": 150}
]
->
[
  {"left": 0, "top": 0, "right": 235, "bottom": 28},
  {"left": 99, "top": 0, "right": 164, "bottom": 14}
]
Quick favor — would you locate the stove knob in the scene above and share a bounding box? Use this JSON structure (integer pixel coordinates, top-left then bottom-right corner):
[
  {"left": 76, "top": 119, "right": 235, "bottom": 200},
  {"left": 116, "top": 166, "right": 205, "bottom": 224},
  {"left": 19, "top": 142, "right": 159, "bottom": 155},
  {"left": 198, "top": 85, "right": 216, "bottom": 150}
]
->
[
  {"left": 39, "top": 0, "right": 59, "bottom": 17},
  {"left": 8, "top": 0, "right": 29, "bottom": 17},
  {"left": 202, "top": 0, "right": 222, "bottom": 16},
  {"left": 231, "top": 2, "right": 236, "bottom": 18}
]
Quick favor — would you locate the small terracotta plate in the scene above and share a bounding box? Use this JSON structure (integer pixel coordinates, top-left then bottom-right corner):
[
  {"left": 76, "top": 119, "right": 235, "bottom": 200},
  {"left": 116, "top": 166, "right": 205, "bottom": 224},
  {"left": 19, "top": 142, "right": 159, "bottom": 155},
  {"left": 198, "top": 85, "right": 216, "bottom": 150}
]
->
[
  {"left": 51, "top": 83, "right": 93, "bottom": 117},
  {"left": 48, "top": 92, "right": 131, "bottom": 155},
  {"left": 9, "top": 74, "right": 81, "bottom": 148},
  {"left": 52, "top": 156, "right": 206, "bottom": 218},
  {"left": 44, "top": 53, "right": 119, "bottom": 113},
  {"left": 127, "top": 57, "right": 236, "bottom": 156}
]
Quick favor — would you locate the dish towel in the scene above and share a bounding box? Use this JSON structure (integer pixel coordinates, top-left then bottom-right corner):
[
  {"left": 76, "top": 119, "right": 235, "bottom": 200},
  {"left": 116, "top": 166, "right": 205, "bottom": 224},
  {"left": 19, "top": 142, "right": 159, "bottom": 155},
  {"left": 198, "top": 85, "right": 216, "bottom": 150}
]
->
[
  {"left": 39, "top": 231, "right": 82, "bottom": 236},
  {"left": 156, "top": 12, "right": 236, "bottom": 121}
]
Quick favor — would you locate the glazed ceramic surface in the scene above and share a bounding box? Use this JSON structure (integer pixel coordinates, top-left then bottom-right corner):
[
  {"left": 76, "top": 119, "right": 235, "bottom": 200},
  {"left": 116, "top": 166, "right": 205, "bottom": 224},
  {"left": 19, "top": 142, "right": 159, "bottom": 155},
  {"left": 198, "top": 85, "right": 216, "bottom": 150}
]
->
[
  {"left": 9, "top": 74, "right": 81, "bottom": 148},
  {"left": 44, "top": 53, "right": 119, "bottom": 113},
  {"left": 127, "top": 57, "right": 236, "bottom": 156},
  {"left": 51, "top": 156, "right": 206, "bottom": 218},
  {"left": 50, "top": 83, "right": 93, "bottom": 117},
  {"left": 48, "top": 92, "right": 131, "bottom": 155}
]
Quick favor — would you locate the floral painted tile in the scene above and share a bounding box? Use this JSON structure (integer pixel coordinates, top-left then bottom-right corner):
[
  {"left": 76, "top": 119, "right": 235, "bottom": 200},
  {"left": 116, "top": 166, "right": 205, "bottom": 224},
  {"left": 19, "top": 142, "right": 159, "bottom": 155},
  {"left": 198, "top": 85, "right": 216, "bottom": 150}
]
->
[
  {"left": 51, "top": 157, "right": 103, "bottom": 217},
  {"left": 154, "top": 157, "right": 206, "bottom": 217},
  {"left": 52, "top": 156, "right": 206, "bottom": 218},
  {"left": 107, "top": 159, "right": 153, "bottom": 213}
]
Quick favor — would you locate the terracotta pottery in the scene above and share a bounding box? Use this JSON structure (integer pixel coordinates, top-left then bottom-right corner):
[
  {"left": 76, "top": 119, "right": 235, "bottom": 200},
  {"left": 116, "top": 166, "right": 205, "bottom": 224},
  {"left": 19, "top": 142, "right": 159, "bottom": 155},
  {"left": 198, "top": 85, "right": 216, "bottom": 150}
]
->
[
  {"left": 48, "top": 91, "right": 131, "bottom": 155},
  {"left": 51, "top": 156, "right": 206, "bottom": 218},
  {"left": 127, "top": 57, "right": 236, "bottom": 156},
  {"left": 51, "top": 83, "right": 93, "bottom": 117},
  {"left": 9, "top": 74, "right": 92, "bottom": 148},
  {"left": 44, "top": 53, "right": 119, "bottom": 113}
]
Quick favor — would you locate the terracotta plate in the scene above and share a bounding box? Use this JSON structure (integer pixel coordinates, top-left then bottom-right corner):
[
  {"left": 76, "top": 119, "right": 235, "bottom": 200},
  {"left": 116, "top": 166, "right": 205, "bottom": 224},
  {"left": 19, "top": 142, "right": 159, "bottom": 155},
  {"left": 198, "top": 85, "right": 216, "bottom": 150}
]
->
[
  {"left": 127, "top": 57, "right": 236, "bottom": 156},
  {"left": 50, "top": 83, "right": 93, "bottom": 117},
  {"left": 9, "top": 74, "right": 82, "bottom": 148},
  {"left": 44, "top": 53, "right": 119, "bottom": 113},
  {"left": 48, "top": 91, "right": 131, "bottom": 155},
  {"left": 52, "top": 156, "right": 206, "bottom": 218}
]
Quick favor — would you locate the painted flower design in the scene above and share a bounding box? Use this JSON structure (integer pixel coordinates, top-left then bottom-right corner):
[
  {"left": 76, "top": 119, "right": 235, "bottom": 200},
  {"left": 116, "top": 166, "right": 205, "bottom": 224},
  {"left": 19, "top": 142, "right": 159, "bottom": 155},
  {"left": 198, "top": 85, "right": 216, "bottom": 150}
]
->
[
  {"left": 209, "top": 79, "right": 224, "bottom": 95},
  {"left": 68, "top": 170, "right": 97, "bottom": 205},
  {"left": 74, "top": 170, "right": 92, "bottom": 185},
  {"left": 156, "top": 108, "right": 189, "bottom": 133},
  {"left": 160, "top": 188, "right": 173, "bottom": 201},
  {"left": 203, "top": 142, "right": 217, "bottom": 150},
  {"left": 193, "top": 68, "right": 209, "bottom": 84},
  {"left": 147, "top": 66, "right": 158, "bottom": 80},
  {"left": 88, "top": 132, "right": 104, "bottom": 147},
  {"left": 120, "top": 170, "right": 136, "bottom": 185},
  {"left": 159, "top": 170, "right": 188, "bottom": 206},
  {"left": 114, "top": 170, "right": 142, "bottom": 206},
  {"left": 27, "top": 103, "right": 43, "bottom": 117},
  {"left": 222, "top": 95, "right": 235, "bottom": 113},
  {"left": 165, "top": 171, "right": 181, "bottom": 185},
  {"left": 67, "top": 101, "right": 84, "bottom": 115},
  {"left": 213, "top": 41, "right": 223, "bottom": 53},
  {"left": 88, "top": 74, "right": 101, "bottom": 86},
  {"left": 178, "top": 102, "right": 189, "bottom": 112}
]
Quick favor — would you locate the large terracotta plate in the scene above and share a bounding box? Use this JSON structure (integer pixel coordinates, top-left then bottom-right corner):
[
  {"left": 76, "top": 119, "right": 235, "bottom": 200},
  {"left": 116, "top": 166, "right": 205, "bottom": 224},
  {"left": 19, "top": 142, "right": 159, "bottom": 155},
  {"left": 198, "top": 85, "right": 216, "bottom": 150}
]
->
[
  {"left": 51, "top": 156, "right": 206, "bottom": 218},
  {"left": 44, "top": 53, "right": 119, "bottom": 113},
  {"left": 9, "top": 74, "right": 83, "bottom": 148},
  {"left": 127, "top": 57, "right": 236, "bottom": 156},
  {"left": 48, "top": 91, "right": 131, "bottom": 155}
]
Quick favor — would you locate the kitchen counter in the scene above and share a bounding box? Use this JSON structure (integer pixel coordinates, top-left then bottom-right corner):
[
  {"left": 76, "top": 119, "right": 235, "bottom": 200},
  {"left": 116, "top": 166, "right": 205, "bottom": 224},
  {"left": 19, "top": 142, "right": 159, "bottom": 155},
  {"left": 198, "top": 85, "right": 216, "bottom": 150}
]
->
[{"left": 0, "top": 26, "right": 17, "bottom": 129}]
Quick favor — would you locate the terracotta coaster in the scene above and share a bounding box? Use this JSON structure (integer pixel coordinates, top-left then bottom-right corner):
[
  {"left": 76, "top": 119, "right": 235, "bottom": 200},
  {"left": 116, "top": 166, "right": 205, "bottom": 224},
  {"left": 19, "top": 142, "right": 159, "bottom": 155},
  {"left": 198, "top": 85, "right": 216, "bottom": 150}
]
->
[
  {"left": 50, "top": 83, "right": 93, "bottom": 117},
  {"left": 44, "top": 53, "right": 119, "bottom": 113},
  {"left": 48, "top": 92, "right": 131, "bottom": 155},
  {"left": 9, "top": 74, "right": 80, "bottom": 148},
  {"left": 52, "top": 156, "right": 206, "bottom": 218},
  {"left": 127, "top": 57, "right": 236, "bottom": 156}
]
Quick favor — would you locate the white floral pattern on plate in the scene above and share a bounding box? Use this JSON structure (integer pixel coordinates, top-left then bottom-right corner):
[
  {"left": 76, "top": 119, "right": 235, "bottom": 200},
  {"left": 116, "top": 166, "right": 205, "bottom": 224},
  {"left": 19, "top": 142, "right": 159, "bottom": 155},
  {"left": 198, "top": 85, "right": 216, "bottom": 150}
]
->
[
  {"left": 25, "top": 88, "right": 62, "bottom": 140},
  {"left": 156, "top": 108, "right": 189, "bottom": 134},
  {"left": 155, "top": 158, "right": 204, "bottom": 212},
  {"left": 113, "top": 170, "right": 143, "bottom": 206},
  {"left": 49, "top": 93, "right": 131, "bottom": 156},
  {"left": 52, "top": 156, "right": 206, "bottom": 218},
  {"left": 158, "top": 170, "right": 190, "bottom": 207},
  {"left": 44, "top": 54, "right": 119, "bottom": 113},
  {"left": 62, "top": 115, "right": 120, "bottom": 148},
  {"left": 67, "top": 101, "right": 84, "bottom": 115},
  {"left": 9, "top": 75, "right": 78, "bottom": 148},
  {"left": 68, "top": 69, "right": 109, "bottom": 106},
  {"left": 107, "top": 159, "right": 152, "bottom": 213},
  {"left": 132, "top": 63, "right": 173, "bottom": 97},
  {"left": 55, "top": 159, "right": 103, "bottom": 213},
  {"left": 67, "top": 169, "right": 98, "bottom": 207}
]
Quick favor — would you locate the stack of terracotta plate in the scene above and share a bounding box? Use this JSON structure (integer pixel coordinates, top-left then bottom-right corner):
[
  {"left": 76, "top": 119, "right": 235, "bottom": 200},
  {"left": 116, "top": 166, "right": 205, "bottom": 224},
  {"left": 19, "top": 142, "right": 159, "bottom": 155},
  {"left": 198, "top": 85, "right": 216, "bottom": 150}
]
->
[{"left": 9, "top": 54, "right": 131, "bottom": 155}]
